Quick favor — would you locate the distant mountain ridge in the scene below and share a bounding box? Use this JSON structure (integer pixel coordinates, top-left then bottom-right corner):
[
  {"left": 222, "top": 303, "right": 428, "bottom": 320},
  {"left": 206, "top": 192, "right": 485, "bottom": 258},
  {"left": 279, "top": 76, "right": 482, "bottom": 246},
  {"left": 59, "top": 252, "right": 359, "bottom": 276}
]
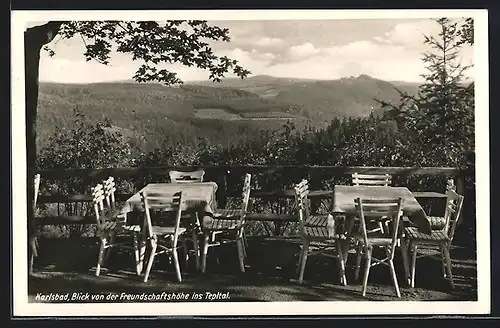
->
[
  {"left": 37, "top": 73, "right": 420, "bottom": 151},
  {"left": 190, "top": 74, "right": 419, "bottom": 120}
]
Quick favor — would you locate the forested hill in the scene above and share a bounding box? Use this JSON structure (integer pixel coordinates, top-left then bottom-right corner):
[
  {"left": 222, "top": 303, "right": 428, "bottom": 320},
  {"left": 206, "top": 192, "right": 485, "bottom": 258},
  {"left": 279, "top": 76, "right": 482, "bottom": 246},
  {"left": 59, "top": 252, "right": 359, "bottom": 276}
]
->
[
  {"left": 190, "top": 74, "right": 419, "bottom": 118},
  {"left": 36, "top": 74, "right": 418, "bottom": 152}
]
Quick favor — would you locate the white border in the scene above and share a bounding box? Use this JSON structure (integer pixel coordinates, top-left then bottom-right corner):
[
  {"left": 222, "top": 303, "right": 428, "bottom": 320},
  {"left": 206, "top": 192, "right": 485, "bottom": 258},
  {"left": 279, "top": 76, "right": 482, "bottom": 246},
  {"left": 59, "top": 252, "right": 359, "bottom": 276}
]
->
[{"left": 11, "top": 9, "right": 490, "bottom": 317}]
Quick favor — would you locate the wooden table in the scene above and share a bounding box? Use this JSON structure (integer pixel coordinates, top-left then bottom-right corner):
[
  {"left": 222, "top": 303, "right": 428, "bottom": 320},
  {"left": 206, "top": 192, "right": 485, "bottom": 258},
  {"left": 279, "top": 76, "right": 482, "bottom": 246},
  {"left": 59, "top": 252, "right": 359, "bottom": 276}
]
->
[
  {"left": 332, "top": 185, "right": 431, "bottom": 234},
  {"left": 120, "top": 182, "right": 218, "bottom": 272},
  {"left": 332, "top": 185, "right": 430, "bottom": 284},
  {"left": 121, "top": 182, "right": 218, "bottom": 215}
]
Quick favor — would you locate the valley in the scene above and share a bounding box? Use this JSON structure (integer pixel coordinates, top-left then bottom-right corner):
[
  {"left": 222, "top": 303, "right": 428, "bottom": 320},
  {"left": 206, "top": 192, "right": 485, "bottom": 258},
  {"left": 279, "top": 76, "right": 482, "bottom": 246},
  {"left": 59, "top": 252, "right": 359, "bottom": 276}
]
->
[{"left": 37, "top": 74, "right": 419, "bottom": 152}]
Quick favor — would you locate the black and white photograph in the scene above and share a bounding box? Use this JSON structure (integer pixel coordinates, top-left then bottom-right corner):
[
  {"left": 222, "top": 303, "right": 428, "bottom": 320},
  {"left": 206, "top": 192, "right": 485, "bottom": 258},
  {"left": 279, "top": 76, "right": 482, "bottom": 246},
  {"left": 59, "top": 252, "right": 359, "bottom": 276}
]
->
[{"left": 11, "top": 9, "right": 490, "bottom": 316}]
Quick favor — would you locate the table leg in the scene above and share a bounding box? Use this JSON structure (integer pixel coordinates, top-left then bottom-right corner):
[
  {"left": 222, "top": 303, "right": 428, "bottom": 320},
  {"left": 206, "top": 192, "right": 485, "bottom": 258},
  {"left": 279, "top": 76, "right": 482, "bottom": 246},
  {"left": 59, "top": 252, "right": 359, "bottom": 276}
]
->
[
  {"left": 192, "top": 213, "right": 201, "bottom": 271},
  {"left": 342, "top": 216, "right": 355, "bottom": 265},
  {"left": 400, "top": 238, "right": 411, "bottom": 287},
  {"left": 398, "top": 220, "right": 411, "bottom": 286},
  {"left": 137, "top": 215, "right": 148, "bottom": 275}
]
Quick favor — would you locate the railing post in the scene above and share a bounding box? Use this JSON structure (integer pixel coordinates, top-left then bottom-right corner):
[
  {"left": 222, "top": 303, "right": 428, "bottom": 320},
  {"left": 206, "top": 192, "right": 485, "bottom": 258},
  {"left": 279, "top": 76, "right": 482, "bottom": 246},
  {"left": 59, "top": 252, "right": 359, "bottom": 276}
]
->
[
  {"left": 217, "top": 169, "right": 228, "bottom": 209},
  {"left": 455, "top": 153, "right": 475, "bottom": 246},
  {"left": 309, "top": 167, "right": 321, "bottom": 215},
  {"left": 455, "top": 174, "right": 465, "bottom": 197}
]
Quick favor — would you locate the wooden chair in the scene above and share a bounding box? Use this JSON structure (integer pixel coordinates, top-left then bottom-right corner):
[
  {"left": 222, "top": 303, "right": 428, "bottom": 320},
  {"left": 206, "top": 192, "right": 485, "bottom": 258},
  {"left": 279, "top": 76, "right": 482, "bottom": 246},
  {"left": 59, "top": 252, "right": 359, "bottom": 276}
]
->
[
  {"left": 352, "top": 173, "right": 392, "bottom": 186},
  {"left": 353, "top": 197, "right": 407, "bottom": 298},
  {"left": 169, "top": 169, "right": 205, "bottom": 183},
  {"left": 168, "top": 169, "right": 205, "bottom": 266},
  {"left": 294, "top": 179, "right": 347, "bottom": 285},
  {"left": 200, "top": 173, "right": 251, "bottom": 273},
  {"left": 404, "top": 189, "right": 464, "bottom": 289},
  {"left": 140, "top": 190, "right": 187, "bottom": 282},
  {"left": 428, "top": 179, "right": 458, "bottom": 231},
  {"left": 167, "top": 170, "right": 206, "bottom": 270},
  {"left": 29, "top": 174, "right": 41, "bottom": 273},
  {"left": 97, "top": 176, "right": 143, "bottom": 275},
  {"left": 352, "top": 173, "right": 392, "bottom": 234}
]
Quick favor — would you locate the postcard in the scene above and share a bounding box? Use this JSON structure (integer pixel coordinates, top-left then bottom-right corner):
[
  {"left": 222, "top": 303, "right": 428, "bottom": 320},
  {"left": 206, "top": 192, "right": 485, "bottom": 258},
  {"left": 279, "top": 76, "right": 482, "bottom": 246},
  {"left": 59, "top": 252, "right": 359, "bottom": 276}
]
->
[{"left": 11, "top": 9, "right": 490, "bottom": 317}]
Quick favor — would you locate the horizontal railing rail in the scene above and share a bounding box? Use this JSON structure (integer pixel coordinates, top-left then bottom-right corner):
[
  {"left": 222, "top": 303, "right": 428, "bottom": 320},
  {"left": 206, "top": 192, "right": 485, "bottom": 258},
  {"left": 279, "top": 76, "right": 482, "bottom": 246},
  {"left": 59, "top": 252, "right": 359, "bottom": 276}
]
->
[
  {"left": 34, "top": 165, "right": 473, "bottom": 232},
  {"left": 38, "top": 165, "right": 463, "bottom": 179}
]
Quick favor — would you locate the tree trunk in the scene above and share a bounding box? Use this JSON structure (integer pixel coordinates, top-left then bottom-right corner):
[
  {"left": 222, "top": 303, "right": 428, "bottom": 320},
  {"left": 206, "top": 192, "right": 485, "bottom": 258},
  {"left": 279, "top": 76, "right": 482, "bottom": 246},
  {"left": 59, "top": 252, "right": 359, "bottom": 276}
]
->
[{"left": 24, "top": 21, "right": 63, "bottom": 274}]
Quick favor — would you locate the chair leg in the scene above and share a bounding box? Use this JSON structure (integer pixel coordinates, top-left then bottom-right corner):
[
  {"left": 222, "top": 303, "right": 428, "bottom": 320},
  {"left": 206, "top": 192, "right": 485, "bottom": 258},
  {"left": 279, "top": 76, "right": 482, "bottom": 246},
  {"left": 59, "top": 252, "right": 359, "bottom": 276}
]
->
[
  {"left": 173, "top": 249, "right": 182, "bottom": 282},
  {"left": 400, "top": 238, "right": 411, "bottom": 287},
  {"left": 191, "top": 229, "right": 200, "bottom": 271},
  {"left": 361, "top": 246, "right": 373, "bottom": 297},
  {"left": 335, "top": 239, "right": 347, "bottom": 286},
  {"left": 29, "top": 252, "right": 35, "bottom": 275},
  {"left": 243, "top": 231, "right": 249, "bottom": 254},
  {"left": 138, "top": 234, "right": 147, "bottom": 274},
  {"left": 440, "top": 245, "right": 447, "bottom": 278},
  {"left": 29, "top": 236, "right": 37, "bottom": 274},
  {"left": 211, "top": 232, "right": 220, "bottom": 265},
  {"left": 378, "top": 222, "right": 385, "bottom": 234},
  {"left": 354, "top": 242, "right": 363, "bottom": 281},
  {"left": 96, "top": 238, "right": 107, "bottom": 277},
  {"left": 236, "top": 238, "right": 246, "bottom": 273},
  {"left": 298, "top": 240, "right": 310, "bottom": 284},
  {"left": 201, "top": 233, "right": 210, "bottom": 274},
  {"left": 410, "top": 243, "right": 418, "bottom": 288},
  {"left": 241, "top": 231, "right": 248, "bottom": 258},
  {"left": 442, "top": 243, "right": 455, "bottom": 289},
  {"left": 295, "top": 245, "right": 304, "bottom": 277},
  {"left": 182, "top": 236, "right": 189, "bottom": 269},
  {"left": 387, "top": 248, "right": 401, "bottom": 298},
  {"left": 133, "top": 233, "right": 141, "bottom": 275},
  {"left": 143, "top": 239, "right": 157, "bottom": 283},
  {"left": 104, "top": 233, "right": 116, "bottom": 262},
  {"left": 342, "top": 218, "right": 355, "bottom": 265}
]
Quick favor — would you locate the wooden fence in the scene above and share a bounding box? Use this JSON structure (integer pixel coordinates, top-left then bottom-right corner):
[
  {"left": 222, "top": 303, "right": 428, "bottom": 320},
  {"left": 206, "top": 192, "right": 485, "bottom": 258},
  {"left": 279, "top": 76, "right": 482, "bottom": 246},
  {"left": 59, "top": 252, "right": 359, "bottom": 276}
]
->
[{"left": 34, "top": 165, "right": 474, "bottom": 235}]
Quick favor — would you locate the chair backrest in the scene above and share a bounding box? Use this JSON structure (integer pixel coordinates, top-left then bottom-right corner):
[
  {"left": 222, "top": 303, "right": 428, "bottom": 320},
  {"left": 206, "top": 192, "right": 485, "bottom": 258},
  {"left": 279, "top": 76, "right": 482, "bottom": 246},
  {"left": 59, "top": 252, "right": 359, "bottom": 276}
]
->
[
  {"left": 102, "top": 176, "right": 117, "bottom": 211},
  {"left": 446, "top": 178, "right": 457, "bottom": 192},
  {"left": 443, "top": 189, "right": 465, "bottom": 241},
  {"left": 140, "top": 190, "right": 184, "bottom": 247},
  {"left": 169, "top": 170, "right": 205, "bottom": 184},
  {"left": 239, "top": 173, "right": 252, "bottom": 225},
  {"left": 352, "top": 173, "right": 392, "bottom": 186},
  {"left": 354, "top": 197, "right": 404, "bottom": 258},
  {"left": 33, "top": 174, "right": 41, "bottom": 211},
  {"left": 294, "top": 179, "right": 310, "bottom": 236},
  {"left": 91, "top": 183, "right": 106, "bottom": 228}
]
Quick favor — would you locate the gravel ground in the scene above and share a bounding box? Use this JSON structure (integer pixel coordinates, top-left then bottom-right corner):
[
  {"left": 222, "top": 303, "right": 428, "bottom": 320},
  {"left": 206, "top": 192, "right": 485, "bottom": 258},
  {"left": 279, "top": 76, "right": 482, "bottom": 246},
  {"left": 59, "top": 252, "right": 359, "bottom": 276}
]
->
[{"left": 28, "top": 236, "right": 477, "bottom": 303}]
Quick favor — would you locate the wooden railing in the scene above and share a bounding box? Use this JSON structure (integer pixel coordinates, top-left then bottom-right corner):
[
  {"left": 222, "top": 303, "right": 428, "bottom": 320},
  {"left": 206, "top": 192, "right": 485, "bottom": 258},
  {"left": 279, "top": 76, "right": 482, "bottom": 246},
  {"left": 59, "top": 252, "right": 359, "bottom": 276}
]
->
[{"left": 35, "top": 165, "right": 474, "bottom": 232}]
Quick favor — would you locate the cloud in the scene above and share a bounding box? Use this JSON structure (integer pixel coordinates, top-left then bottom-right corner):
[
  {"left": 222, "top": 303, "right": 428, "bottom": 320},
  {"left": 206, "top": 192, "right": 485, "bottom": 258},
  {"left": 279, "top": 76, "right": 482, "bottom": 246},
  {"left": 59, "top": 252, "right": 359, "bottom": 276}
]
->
[
  {"left": 39, "top": 55, "right": 140, "bottom": 83},
  {"left": 219, "top": 35, "right": 286, "bottom": 53},
  {"left": 264, "top": 52, "right": 426, "bottom": 82},
  {"left": 38, "top": 19, "right": 474, "bottom": 84},
  {"left": 380, "top": 20, "right": 439, "bottom": 47},
  {"left": 206, "top": 41, "right": 429, "bottom": 82},
  {"left": 287, "top": 42, "right": 320, "bottom": 59},
  {"left": 250, "top": 36, "right": 284, "bottom": 47}
]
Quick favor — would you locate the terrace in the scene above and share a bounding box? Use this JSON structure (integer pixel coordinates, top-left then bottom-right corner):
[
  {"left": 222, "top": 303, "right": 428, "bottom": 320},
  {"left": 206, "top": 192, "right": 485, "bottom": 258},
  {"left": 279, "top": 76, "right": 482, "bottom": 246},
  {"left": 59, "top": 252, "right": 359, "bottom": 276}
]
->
[{"left": 29, "top": 165, "right": 477, "bottom": 302}]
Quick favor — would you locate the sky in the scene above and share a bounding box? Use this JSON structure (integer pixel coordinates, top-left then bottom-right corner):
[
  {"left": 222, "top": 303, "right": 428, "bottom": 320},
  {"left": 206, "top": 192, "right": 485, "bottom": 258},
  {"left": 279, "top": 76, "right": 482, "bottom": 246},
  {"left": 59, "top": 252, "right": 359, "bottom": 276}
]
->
[{"left": 35, "top": 18, "right": 474, "bottom": 84}]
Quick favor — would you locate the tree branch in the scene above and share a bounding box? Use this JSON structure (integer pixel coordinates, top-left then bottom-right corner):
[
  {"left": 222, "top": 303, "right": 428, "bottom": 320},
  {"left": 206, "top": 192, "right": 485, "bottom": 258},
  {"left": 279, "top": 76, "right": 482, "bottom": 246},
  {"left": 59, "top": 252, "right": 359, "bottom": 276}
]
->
[{"left": 25, "top": 21, "right": 66, "bottom": 48}]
